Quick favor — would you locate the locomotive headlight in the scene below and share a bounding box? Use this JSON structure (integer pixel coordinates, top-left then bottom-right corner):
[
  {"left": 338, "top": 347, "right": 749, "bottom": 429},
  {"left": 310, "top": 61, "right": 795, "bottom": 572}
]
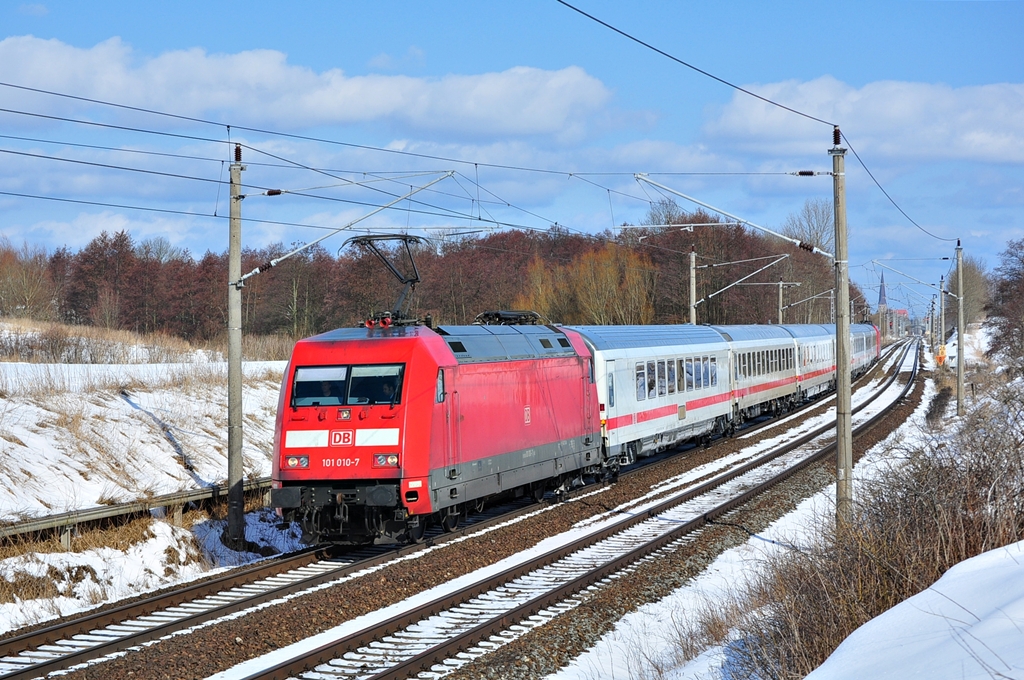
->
[
  {"left": 373, "top": 453, "right": 400, "bottom": 468},
  {"left": 285, "top": 456, "right": 309, "bottom": 468}
]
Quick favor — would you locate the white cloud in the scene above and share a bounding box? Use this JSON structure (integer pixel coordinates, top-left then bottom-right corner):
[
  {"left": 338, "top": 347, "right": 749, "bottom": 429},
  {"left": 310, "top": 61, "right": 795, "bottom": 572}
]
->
[
  {"left": 18, "top": 4, "right": 48, "bottom": 17},
  {"left": 368, "top": 46, "right": 426, "bottom": 71},
  {"left": 0, "top": 36, "right": 610, "bottom": 141},
  {"left": 704, "top": 76, "right": 1024, "bottom": 164},
  {"left": 11, "top": 210, "right": 210, "bottom": 251}
]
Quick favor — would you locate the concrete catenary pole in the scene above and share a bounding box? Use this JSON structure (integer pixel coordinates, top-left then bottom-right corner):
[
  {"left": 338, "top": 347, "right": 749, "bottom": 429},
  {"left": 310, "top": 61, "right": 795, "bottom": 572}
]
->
[
  {"left": 956, "top": 240, "right": 965, "bottom": 415},
  {"left": 227, "top": 144, "right": 245, "bottom": 547},
  {"left": 778, "top": 277, "right": 784, "bottom": 325},
  {"left": 689, "top": 247, "right": 697, "bottom": 325},
  {"left": 830, "top": 127, "right": 853, "bottom": 526},
  {"left": 939, "top": 275, "right": 945, "bottom": 349}
]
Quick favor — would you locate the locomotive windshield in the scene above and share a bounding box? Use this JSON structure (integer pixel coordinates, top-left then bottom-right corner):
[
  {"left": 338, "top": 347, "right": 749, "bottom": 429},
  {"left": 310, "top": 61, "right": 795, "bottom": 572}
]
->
[{"left": 291, "top": 364, "right": 404, "bottom": 407}]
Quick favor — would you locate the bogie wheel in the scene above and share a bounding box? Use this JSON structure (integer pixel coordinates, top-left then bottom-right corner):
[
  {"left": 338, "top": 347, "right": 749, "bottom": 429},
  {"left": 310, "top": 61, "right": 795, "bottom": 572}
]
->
[
  {"left": 407, "top": 518, "right": 426, "bottom": 543},
  {"left": 441, "top": 508, "right": 460, "bottom": 533}
]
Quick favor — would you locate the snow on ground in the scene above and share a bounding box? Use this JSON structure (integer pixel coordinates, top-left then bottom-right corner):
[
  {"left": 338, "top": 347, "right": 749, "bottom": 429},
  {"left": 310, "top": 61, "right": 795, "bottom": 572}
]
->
[
  {"left": 0, "top": 325, "right": 296, "bottom": 634},
  {"left": 944, "top": 321, "right": 992, "bottom": 370},
  {"left": 0, "top": 359, "right": 285, "bottom": 520},
  {"left": 804, "top": 540, "right": 1024, "bottom": 680},
  {"left": 0, "top": 511, "right": 304, "bottom": 635}
]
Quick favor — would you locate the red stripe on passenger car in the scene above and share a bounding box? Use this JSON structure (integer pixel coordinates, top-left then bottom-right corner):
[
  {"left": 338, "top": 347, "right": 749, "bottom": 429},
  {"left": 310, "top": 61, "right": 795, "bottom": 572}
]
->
[
  {"left": 607, "top": 364, "right": 839, "bottom": 433},
  {"left": 606, "top": 413, "right": 634, "bottom": 429},
  {"left": 635, "top": 405, "right": 679, "bottom": 423}
]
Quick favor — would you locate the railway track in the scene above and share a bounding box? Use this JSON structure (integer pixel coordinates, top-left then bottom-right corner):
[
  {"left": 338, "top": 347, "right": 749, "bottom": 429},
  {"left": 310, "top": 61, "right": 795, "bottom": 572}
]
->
[
  {"left": 0, "top": 341, "right": 911, "bottom": 680},
  {"left": 0, "top": 498, "right": 542, "bottom": 680},
  {"left": 212, "top": 340, "right": 920, "bottom": 680}
]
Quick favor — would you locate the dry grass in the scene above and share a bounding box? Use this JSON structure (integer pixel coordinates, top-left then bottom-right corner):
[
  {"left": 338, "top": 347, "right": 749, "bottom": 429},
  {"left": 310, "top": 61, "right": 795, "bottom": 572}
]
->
[
  {"left": 677, "top": 370, "right": 1024, "bottom": 679},
  {"left": 0, "top": 318, "right": 296, "bottom": 365},
  {"left": 200, "top": 332, "right": 296, "bottom": 361},
  {"left": 0, "top": 319, "right": 200, "bottom": 364},
  {"left": 0, "top": 509, "right": 212, "bottom": 607},
  {"left": 0, "top": 562, "right": 101, "bottom": 607},
  {"left": 0, "top": 516, "right": 209, "bottom": 606}
]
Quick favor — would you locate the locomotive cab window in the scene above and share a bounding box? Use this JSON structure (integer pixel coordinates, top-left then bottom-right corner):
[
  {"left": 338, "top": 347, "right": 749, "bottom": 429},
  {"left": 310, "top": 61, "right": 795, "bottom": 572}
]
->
[
  {"left": 292, "top": 366, "right": 348, "bottom": 407},
  {"left": 291, "top": 364, "right": 405, "bottom": 407},
  {"left": 349, "top": 364, "right": 405, "bottom": 405}
]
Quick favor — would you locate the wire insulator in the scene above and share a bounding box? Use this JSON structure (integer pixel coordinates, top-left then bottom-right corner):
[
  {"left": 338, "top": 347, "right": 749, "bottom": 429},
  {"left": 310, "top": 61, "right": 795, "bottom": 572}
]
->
[
  {"left": 833, "top": 127, "right": 841, "bottom": 146},
  {"left": 798, "top": 241, "right": 815, "bottom": 252},
  {"left": 796, "top": 170, "right": 815, "bottom": 176},
  {"left": 234, "top": 144, "right": 242, "bottom": 162},
  {"left": 266, "top": 189, "right": 282, "bottom": 196}
]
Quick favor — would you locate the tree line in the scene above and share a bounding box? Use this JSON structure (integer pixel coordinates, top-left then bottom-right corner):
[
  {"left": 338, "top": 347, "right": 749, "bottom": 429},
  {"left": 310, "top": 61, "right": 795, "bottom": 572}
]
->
[
  {"left": 986, "top": 237, "right": 1024, "bottom": 373},
  {"left": 0, "top": 204, "right": 874, "bottom": 343}
]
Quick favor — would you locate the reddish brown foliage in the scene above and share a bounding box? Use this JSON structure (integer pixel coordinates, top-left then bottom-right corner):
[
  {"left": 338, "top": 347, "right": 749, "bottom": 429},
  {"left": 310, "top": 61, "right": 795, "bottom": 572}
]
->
[{"left": 7, "top": 224, "right": 850, "bottom": 342}]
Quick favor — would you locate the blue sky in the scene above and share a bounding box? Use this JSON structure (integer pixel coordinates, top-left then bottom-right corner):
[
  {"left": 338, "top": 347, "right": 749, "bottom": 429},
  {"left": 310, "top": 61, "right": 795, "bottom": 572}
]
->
[{"left": 2, "top": 1, "right": 1022, "bottom": 318}]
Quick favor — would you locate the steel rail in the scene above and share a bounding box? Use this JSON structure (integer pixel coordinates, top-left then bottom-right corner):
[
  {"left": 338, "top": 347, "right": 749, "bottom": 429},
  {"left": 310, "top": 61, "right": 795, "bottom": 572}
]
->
[
  {"left": 0, "top": 478, "right": 271, "bottom": 540},
  {"left": 0, "top": 497, "right": 539, "bottom": 680}
]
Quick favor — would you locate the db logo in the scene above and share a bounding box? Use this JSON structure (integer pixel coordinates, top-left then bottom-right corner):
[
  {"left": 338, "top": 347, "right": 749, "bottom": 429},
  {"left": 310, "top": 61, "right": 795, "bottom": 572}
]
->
[{"left": 330, "top": 430, "right": 354, "bottom": 447}]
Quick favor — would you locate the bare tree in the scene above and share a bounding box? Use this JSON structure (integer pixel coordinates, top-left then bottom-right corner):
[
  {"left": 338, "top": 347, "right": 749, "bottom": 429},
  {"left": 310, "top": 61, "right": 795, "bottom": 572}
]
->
[
  {"left": 0, "top": 237, "right": 55, "bottom": 319},
  {"left": 986, "top": 238, "right": 1024, "bottom": 373},
  {"left": 781, "top": 198, "right": 834, "bottom": 255},
  {"left": 642, "top": 198, "right": 689, "bottom": 227},
  {"left": 136, "top": 236, "right": 183, "bottom": 264},
  {"left": 515, "top": 244, "right": 656, "bottom": 325},
  {"left": 947, "top": 253, "right": 989, "bottom": 326}
]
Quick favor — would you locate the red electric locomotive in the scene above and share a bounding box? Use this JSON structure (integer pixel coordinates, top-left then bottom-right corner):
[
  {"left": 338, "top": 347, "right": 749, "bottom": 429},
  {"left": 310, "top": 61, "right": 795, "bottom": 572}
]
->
[{"left": 270, "top": 322, "right": 602, "bottom": 544}]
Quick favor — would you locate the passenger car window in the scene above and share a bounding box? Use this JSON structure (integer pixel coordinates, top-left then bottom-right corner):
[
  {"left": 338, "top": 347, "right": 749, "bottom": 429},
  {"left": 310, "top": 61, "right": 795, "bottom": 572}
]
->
[{"left": 607, "top": 368, "right": 615, "bottom": 408}]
